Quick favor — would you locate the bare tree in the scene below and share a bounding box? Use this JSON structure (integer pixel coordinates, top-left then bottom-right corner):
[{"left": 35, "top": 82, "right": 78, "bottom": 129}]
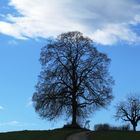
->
[
  {"left": 115, "top": 95, "right": 140, "bottom": 131},
  {"left": 32, "top": 31, "right": 114, "bottom": 127}
]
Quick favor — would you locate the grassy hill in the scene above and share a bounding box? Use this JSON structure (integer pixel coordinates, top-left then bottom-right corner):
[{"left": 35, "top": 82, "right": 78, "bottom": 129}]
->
[
  {"left": 0, "top": 128, "right": 83, "bottom": 140},
  {"left": 0, "top": 129, "right": 140, "bottom": 140},
  {"left": 88, "top": 131, "right": 140, "bottom": 140}
]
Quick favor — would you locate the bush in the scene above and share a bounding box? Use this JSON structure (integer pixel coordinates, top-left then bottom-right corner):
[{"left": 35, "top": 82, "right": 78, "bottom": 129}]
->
[
  {"left": 118, "top": 124, "right": 130, "bottom": 131},
  {"left": 94, "top": 123, "right": 111, "bottom": 131},
  {"left": 94, "top": 123, "right": 130, "bottom": 131},
  {"left": 63, "top": 123, "right": 82, "bottom": 129}
]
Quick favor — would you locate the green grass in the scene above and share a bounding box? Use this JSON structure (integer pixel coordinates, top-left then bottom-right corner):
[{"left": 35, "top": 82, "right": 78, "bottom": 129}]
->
[
  {"left": 0, "top": 128, "right": 83, "bottom": 140},
  {"left": 1, "top": 129, "right": 140, "bottom": 140},
  {"left": 88, "top": 131, "right": 140, "bottom": 140}
]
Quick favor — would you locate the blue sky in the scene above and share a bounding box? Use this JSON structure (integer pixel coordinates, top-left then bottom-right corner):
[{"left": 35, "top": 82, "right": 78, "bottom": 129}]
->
[{"left": 0, "top": 0, "right": 140, "bottom": 132}]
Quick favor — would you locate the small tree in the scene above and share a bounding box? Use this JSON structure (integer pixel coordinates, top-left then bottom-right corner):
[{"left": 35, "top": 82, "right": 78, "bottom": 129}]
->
[
  {"left": 115, "top": 95, "right": 140, "bottom": 131},
  {"left": 32, "top": 31, "right": 114, "bottom": 127}
]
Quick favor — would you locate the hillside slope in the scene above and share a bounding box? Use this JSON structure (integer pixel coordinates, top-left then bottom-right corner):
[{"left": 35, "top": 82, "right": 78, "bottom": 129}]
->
[
  {"left": 88, "top": 131, "right": 140, "bottom": 140},
  {"left": 0, "top": 129, "right": 82, "bottom": 140}
]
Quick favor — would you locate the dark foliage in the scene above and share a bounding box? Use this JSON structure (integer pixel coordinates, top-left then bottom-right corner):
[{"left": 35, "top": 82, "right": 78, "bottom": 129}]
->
[
  {"left": 63, "top": 124, "right": 81, "bottom": 129},
  {"left": 94, "top": 123, "right": 110, "bottom": 131},
  {"left": 94, "top": 123, "right": 130, "bottom": 131},
  {"left": 115, "top": 94, "right": 140, "bottom": 131},
  {"left": 32, "top": 31, "right": 114, "bottom": 126}
]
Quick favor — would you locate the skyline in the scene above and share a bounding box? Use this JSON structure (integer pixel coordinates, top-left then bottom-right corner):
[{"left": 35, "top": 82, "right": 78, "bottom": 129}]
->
[{"left": 0, "top": 0, "right": 140, "bottom": 132}]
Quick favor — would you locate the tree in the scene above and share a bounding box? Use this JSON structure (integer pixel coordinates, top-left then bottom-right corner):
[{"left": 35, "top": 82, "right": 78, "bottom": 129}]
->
[
  {"left": 115, "top": 95, "right": 140, "bottom": 131},
  {"left": 32, "top": 31, "right": 114, "bottom": 127}
]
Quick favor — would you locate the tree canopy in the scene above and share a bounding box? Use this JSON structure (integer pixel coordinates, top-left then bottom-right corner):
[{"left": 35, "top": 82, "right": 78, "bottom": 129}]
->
[
  {"left": 32, "top": 31, "right": 114, "bottom": 127},
  {"left": 115, "top": 94, "right": 140, "bottom": 131}
]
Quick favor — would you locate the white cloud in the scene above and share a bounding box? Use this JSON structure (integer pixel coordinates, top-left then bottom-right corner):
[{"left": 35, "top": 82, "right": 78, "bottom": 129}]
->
[
  {"left": 0, "top": 0, "right": 140, "bottom": 45},
  {"left": 91, "top": 24, "right": 140, "bottom": 45},
  {"left": 0, "top": 21, "right": 26, "bottom": 39}
]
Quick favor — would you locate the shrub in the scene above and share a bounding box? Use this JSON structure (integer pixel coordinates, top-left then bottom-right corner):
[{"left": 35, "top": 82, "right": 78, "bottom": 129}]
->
[
  {"left": 94, "top": 123, "right": 111, "bottom": 131},
  {"left": 94, "top": 123, "right": 130, "bottom": 131},
  {"left": 118, "top": 124, "right": 130, "bottom": 131},
  {"left": 63, "top": 123, "right": 82, "bottom": 129}
]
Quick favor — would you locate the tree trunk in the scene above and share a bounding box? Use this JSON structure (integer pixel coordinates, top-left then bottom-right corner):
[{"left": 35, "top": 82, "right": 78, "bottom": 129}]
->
[
  {"left": 133, "top": 125, "right": 136, "bottom": 132},
  {"left": 72, "top": 94, "right": 77, "bottom": 126},
  {"left": 72, "top": 105, "right": 77, "bottom": 125}
]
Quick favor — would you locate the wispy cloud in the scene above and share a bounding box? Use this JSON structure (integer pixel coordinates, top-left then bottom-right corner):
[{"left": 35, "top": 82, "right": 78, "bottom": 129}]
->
[
  {"left": 0, "top": 0, "right": 140, "bottom": 45},
  {"left": 8, "top": 40, "right": 18, "bottom": 46},
  {"left": 0, "top": 121, "right": 19, "bottom": 126},
  {"left": 0, "top": 105, "right": 4, "bottom": 110},
  {"left": 26, "top": 97, "right": 33, "bottom": 107},
  {"left": 0, "top": 121, "right": 36, "bottom": 127}
]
